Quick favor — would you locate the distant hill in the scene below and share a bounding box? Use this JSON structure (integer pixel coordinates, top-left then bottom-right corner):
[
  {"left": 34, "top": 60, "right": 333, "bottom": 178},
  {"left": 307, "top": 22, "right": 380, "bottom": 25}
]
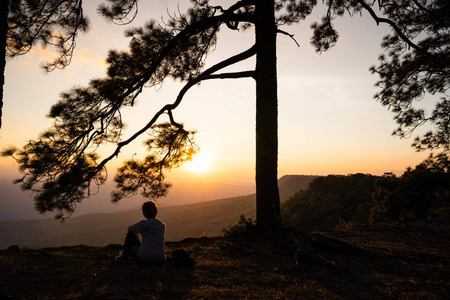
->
[
  {"left": 0, "top": 175, "right": 317, "bottom": 249},
  {"left": 0, "top": 179, "right": 257, "bottom": 222},
  {"left": 278, "top": 175, "right": 318, "bottom": 202}
]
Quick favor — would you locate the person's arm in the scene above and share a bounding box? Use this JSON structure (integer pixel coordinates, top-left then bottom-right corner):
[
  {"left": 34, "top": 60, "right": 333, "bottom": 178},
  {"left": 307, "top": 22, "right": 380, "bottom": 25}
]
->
[{"left": 127, "top": 221, "right": 142, "bottom": 233}]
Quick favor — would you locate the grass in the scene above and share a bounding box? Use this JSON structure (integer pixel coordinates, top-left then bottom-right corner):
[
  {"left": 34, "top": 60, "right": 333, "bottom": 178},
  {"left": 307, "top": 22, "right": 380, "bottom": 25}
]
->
[{"left": 1, "top": 222, "right": 449, "bottom": 299}]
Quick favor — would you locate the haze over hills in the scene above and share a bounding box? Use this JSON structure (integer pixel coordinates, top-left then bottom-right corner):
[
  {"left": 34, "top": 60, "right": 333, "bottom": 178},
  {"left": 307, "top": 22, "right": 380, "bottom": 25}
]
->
[
  {"left": 0, "top": 179, "right": 257, "bottom": 222},
  {"left": 0, "top": 175, "right": 317, "bottom": 249}
]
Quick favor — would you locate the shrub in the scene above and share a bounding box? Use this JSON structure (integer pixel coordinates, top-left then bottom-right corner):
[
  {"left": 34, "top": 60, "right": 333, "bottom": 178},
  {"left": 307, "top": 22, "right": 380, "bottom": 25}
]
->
[
  {"left": 222, "top": 214, "right": 257, "bottom": 237},
  {"left": 428, "top": 207, "right": 450, "bottom": 221},
  {"left": 334, "top": 218, "right": 353, "bottom": 232}
]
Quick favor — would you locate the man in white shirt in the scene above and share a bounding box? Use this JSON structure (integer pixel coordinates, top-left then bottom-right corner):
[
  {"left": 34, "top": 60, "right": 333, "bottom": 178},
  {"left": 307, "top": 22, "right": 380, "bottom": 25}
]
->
[{"left": 115, "top": 201, "right": 166, "bottom": 266}]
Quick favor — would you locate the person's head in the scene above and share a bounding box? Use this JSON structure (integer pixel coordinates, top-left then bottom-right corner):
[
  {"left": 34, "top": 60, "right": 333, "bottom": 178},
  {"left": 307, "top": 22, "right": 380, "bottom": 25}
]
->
[{"left": 142, "top": 201, "right": 158, "bottom": 219}]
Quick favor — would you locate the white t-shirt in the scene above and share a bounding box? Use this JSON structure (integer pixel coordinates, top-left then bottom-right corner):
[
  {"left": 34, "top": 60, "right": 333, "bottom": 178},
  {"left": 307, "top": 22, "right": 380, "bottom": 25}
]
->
[{"left": 127, "top": 218, "right": 166, "bottom": 262}]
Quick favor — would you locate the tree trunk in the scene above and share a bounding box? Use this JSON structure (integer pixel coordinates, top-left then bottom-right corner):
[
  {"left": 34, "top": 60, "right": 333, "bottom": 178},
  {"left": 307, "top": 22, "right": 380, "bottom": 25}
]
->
[
  {"left": 0, "top": 0, "right": 9, "bottom": 129},
  {"left": 254, "top": 0, "right": 281, "bottom": 229}
]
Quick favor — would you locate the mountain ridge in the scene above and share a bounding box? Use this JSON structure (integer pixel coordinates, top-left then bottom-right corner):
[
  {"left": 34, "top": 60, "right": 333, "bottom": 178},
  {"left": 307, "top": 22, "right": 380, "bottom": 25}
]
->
[{"left": 0, "top": 175, "right": 318, "bottom": 249}]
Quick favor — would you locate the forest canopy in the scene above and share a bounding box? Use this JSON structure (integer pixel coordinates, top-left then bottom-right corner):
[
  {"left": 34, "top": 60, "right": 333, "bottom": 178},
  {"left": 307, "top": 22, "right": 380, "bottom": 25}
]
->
[{"left": 282, "top": 157, "right": 450, "bottom": 232}]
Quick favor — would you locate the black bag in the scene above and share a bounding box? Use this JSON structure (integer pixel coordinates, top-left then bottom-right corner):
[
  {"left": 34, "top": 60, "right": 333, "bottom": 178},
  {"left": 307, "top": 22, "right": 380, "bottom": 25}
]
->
[{"left": 167, "top": 248, "right": 195, "bottom": 267}]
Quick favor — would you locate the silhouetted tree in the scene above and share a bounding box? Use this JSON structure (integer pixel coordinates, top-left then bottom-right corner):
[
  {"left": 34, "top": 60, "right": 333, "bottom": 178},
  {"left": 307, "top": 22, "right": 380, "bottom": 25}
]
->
[
  {"left": 370, "top": 153, "right": 450, "bottom": 223},
  {"left": 2, "top": 1, "right": 449, "bottom": 229},
  {"left": 2, "top": 0, "right": 307, "bottom": 227},
  {"left": 1, "top": 0, "right": 92, "bottom": 128},
  {"left": 312, "top": 0, "right": 450, "bottom": 154},
  {"left": 365, "top": 0, "right": 449, "bottom": 155},
  {"left": 0, "top": 0, "right": 8, "bottom": 129}
]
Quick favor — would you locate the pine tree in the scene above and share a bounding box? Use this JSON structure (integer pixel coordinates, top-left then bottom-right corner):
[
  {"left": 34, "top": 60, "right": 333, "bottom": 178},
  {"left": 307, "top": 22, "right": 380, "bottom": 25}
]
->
[{"left": 2, "top": 1, "right": 448, "bottom": 229}]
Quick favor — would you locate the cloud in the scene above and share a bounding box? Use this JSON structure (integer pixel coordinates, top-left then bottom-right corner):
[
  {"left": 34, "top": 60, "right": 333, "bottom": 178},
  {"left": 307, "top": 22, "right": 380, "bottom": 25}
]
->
[
  {"left": 28, "top": 45, "right": 59, "bottom": 61},
  {"left": 73, "top": 48, "right": 107, "bottom": 69},
  {"left": 27, "top": 46, "right": 107, "bottom": 69}
]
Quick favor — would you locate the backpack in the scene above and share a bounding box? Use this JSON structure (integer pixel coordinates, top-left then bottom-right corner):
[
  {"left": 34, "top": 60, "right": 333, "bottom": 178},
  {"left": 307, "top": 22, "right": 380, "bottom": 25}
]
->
[{"left": 167, "top": 248, "right": 195, "bottom": 267}]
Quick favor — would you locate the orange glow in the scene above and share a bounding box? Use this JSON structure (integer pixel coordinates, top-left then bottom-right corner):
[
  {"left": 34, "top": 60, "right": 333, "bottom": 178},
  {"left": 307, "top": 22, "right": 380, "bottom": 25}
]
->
[{"left": 185, "top": 151, "right": 213, "bottom": 174}]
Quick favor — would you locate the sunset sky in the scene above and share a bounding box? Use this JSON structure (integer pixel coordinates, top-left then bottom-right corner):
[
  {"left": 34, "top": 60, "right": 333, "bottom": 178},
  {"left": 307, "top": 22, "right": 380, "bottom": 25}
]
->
[{"left": 0, "top": 1, "right": 431, "bottom": 220}]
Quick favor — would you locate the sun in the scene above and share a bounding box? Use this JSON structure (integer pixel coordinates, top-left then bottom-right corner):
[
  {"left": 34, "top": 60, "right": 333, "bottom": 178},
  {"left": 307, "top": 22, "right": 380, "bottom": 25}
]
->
[{"left": 186, "top": 151, "right": 213, "bottom": 174}]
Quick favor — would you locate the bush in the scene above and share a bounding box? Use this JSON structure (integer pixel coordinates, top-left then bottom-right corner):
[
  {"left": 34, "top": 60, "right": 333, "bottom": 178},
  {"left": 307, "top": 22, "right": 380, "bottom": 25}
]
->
[
  {"left": 222, "top": 214, "right": 257, "bottom": 237},
  {"left": 334, "top": 218, "right": 353, "bottom": 232},
  {"left": 428, "top": 207, "right": 450, "bottom": 221}
]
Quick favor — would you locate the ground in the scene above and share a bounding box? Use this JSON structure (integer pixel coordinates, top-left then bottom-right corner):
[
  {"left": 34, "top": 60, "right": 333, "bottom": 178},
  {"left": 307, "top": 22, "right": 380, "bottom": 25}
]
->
[{"left": 0, "top": 222, "right": 449, "bottom": 299}]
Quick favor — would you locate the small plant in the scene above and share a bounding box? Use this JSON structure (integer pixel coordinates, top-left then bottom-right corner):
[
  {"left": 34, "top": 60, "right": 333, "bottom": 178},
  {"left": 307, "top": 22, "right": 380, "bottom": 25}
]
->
[
  {"left": 222, "top": 214, "right": 257, "bottom": 237},
  {"left": 334, "top": 218, "right": 353, "bottom": 232}
]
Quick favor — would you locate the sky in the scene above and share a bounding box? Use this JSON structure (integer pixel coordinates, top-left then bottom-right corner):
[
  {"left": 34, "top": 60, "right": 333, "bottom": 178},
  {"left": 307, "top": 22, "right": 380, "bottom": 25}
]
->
[{"left": 0, "top": 0, "right": 431, "bottom": 221}]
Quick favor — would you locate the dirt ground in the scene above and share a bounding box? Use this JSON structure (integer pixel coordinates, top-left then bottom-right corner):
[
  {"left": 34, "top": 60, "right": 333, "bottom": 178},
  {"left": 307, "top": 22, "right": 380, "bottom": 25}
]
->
[{"left": 1, "top": 222, "right": 449, "bottom": 299}]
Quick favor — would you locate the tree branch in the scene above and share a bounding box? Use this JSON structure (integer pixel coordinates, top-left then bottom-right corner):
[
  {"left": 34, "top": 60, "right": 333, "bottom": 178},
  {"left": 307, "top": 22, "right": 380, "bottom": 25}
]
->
[
  {"left": 94, "top": 45, "right": 257, "bottom": 173},
  {"left": 277, "top": 29, "right": 300, "bottom": 47},
  {"left": 225, "top": 0, "right": 255, "bottom": 13},
  {"left": 55, "top": 10, "right": 257, "bottom": 168},
  {"left": 201, "top": 71, "right": 256, "bottom": 80},
  {"left": 411, "top": 0, "right": 443, "bottom": 23},
  {"left": 105, "top": 11, "right": 256, "bottom": 111},
  {"left": 355, "top": 0, "right": 428, "bottom": 55}
]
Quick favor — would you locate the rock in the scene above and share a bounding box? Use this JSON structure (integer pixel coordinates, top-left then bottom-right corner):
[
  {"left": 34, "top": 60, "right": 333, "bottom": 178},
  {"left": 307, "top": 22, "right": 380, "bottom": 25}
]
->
[{"left": 6, "top": 245, "right": 20, "bottom": 252}]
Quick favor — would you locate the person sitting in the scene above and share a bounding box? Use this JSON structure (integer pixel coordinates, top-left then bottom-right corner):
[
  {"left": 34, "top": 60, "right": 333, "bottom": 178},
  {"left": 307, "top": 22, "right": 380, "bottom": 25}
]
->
[{"left": 115, "top": 200, "right": 166, "bottom": 266}]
